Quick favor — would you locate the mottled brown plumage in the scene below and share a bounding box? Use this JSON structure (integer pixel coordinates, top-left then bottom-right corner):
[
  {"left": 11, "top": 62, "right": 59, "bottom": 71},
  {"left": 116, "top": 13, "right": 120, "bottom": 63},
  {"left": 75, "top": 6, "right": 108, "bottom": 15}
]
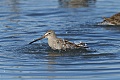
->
[
  {"left": 101, "top": 13, "right": 120, "bottom": 25},
  {"left": 29, "top": 30, "right": 88, "bottom": 50}
]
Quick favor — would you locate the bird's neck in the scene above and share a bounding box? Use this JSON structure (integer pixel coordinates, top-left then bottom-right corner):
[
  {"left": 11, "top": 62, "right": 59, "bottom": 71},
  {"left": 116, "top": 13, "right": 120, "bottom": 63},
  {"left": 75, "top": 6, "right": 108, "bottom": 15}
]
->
[
  {"left": 47, "top": 36, "right": 58, "bottom": 49},
  {"left": 48, "top": 35, "right": 57, "bottom": 41}
]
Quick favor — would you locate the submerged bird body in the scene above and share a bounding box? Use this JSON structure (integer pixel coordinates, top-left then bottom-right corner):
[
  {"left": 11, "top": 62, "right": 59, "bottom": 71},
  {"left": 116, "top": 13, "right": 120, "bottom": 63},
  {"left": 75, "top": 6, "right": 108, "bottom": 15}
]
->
[
  {"left": 29, "top": 30, "right": 88, "bottom": 50},
  {"left": 100, "top": 13, "right": 120, "bottom": 25}
]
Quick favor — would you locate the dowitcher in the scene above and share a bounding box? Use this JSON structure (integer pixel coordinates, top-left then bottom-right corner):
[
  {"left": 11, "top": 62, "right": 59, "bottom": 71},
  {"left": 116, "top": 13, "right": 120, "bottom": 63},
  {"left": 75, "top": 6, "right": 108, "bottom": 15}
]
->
[
  {"left": 29, "top": 30, "right": 88, "bottom": 50},
  {"left": 100, "top": 12, "right": 120, "bottom": 25}
]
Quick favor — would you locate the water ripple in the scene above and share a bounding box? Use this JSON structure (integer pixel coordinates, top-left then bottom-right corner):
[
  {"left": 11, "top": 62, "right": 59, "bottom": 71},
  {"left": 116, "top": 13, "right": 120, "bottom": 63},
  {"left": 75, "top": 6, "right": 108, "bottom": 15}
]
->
[{"left": 0, "top": 0, "right": 120, "bottom": 79}]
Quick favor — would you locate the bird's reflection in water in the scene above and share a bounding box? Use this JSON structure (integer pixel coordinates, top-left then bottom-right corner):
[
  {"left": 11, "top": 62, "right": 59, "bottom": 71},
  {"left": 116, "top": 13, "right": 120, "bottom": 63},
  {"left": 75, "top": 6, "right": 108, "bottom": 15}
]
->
[
  {"left": 45, "top": 49, "right": 89, "bottom": 78},
  {"left": 58, "top": 0, "right": 96, "bottom": 8},
  {"left": 99, "top": 25, "right": 120, "bottom": 32},
  {"left": 47, "top": 48, "right": 89, "bottom": 57}
]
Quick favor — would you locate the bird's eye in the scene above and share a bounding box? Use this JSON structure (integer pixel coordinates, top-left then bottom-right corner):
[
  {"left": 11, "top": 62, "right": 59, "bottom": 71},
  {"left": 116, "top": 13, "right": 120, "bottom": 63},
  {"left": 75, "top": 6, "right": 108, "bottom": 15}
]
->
[{"left": 48, "top": 33, "right": 51, "bottom": 34}]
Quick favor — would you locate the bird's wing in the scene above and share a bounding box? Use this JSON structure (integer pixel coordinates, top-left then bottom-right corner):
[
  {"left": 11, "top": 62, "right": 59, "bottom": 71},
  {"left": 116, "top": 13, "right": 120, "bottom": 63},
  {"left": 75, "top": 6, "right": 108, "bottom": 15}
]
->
[
  {"left": 56, "top": 39, "right": 76, "bottom": 49},
  {"left": 56, "top": 38, "right": 88, "bottom": 50},
  {"left": 110, "top": 13, "right": 120, "bottom": 19},
  {"left": 109, "top": 13, "right": 120, "bottom": 24}
]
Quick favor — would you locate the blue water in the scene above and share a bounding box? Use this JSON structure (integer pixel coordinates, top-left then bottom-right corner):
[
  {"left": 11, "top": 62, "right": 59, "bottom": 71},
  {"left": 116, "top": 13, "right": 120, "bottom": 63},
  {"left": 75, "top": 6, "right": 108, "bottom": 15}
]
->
[{"left": 0, "top": 0, "right": 120, "bottom": 80}]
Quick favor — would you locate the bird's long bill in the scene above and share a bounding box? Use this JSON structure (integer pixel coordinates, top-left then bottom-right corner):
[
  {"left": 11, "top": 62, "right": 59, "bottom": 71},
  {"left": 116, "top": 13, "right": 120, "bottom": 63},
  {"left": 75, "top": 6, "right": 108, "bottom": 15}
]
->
[{"left": 29, "top": 36, "right": 45, "bottom": 44}]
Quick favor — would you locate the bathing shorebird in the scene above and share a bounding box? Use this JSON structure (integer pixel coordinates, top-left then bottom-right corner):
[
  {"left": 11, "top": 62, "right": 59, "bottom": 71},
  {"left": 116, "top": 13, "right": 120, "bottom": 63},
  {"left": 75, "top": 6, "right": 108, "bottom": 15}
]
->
[
  {"left": 100, "top": 12, "right": 120, "bottom": 25},
  {"left": 29, "top": 30, "right": 88, "bottom": 50}
]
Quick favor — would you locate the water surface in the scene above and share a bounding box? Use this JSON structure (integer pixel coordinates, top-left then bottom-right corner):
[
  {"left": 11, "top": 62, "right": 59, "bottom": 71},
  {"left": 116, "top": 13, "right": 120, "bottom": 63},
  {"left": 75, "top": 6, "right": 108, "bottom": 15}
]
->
[{"left": 0, "top": 0, "right": 120, "bottom": 80}]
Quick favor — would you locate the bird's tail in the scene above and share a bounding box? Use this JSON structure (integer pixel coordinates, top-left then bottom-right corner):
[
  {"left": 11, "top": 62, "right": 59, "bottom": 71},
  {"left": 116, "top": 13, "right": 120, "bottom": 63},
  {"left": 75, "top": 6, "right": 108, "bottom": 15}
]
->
[{"left": 77, "top": 42, "right": 88, "bottom": 48}]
